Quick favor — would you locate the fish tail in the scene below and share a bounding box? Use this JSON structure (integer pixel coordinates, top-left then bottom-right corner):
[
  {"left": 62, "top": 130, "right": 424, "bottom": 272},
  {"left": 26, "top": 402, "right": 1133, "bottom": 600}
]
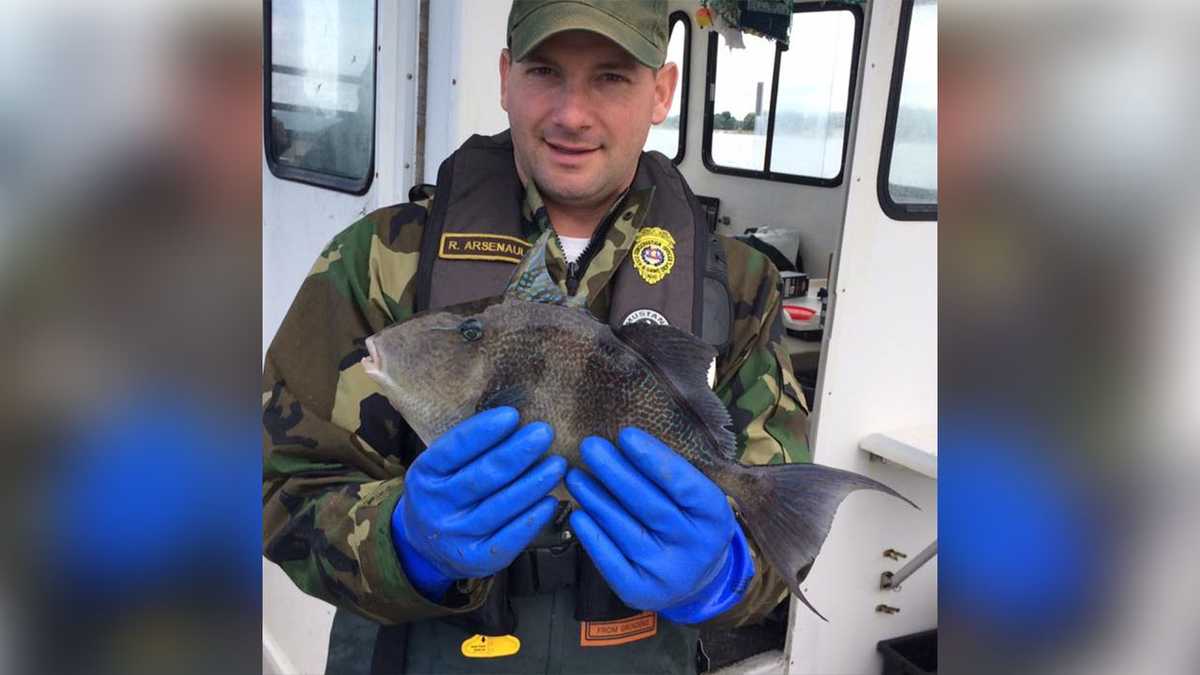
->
[{"left": 726, "top": 463, "right": 917, "bottom": 621}]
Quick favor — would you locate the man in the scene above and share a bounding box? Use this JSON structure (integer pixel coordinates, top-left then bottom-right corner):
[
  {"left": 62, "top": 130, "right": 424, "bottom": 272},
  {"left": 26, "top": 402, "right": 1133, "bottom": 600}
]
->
[{"left": 263, "top": 2, "right": 810, "bottom": 672}]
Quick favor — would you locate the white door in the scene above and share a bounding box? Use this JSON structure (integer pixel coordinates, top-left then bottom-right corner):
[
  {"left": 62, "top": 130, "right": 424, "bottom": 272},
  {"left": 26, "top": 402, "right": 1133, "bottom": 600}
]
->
[{"left": 786, "top": 1, "right": 938, "bottom": 673}]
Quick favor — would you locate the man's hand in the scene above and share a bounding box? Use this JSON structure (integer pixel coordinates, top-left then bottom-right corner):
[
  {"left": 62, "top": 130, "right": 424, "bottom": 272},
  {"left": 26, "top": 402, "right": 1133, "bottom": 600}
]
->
[
  {"left": 391, "top": 407, "right": 566, "bottom": 601},
  {"left": 565, "top": 427, "right": 755, "bottom": 624}
]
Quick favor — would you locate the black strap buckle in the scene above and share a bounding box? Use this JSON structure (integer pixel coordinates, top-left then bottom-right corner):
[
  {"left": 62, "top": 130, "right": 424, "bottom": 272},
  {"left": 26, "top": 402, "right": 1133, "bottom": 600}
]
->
[{"left": 508, "top": 537, "right": 579, "bottom": 597}]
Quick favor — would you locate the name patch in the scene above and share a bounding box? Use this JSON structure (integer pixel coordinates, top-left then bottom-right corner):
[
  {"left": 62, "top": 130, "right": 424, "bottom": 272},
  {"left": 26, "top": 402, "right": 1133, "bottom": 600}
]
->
[
  {"left": 579, "top": 611, "right": 658, "bottom": 648},
  {"left": 439, "top": 233, "right": 530, "bottom": 264}
]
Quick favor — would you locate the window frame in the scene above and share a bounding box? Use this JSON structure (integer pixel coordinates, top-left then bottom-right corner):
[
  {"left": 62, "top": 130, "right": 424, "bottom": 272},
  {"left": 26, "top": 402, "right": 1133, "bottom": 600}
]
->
[
  {"left": 878, "top": 0, "right": 937, "bottom": 221},
  {"left": 263, "top": 0, "right": 379, "bottom": 195},
  {"left": 662, "top": 10, "right": 692, "bottom": 164},
  {"left": 701, "top": 2, "right": 863, "bottom": 187}
]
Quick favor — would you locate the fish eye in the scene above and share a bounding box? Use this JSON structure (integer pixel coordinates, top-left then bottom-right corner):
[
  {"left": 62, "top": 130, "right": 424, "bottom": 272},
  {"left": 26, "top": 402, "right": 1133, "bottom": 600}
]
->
[{"left": 458, "top": 318, "right": 484, "bottom": 342}]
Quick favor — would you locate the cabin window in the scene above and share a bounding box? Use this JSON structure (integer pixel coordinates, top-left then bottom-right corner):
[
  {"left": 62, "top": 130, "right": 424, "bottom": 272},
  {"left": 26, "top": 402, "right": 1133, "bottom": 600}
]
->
[
  {"left": 266, "top": 0, "right": 377, "bottom": 194},
  {"left": 702, "top": 4, "right": 861, "bottom": 186},
  {"left": 879, "top": 0, "right": 938, "bottom": 219},
  {"left": 706, "top": 31, "right": 773, "bottom": 172},
  {"left": 643, "top": 11, "right": 691, "bottom": 164}
]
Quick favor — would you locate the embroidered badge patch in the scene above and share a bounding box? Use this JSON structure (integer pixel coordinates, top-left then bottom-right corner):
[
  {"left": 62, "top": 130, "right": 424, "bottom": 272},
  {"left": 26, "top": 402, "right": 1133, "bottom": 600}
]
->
[
  {"left": 631, "top": 227, "right": 675, "bottom": 285},
  {"left": 439, "top": 234, "right": 530, "bottom": 264},
  {"left": 622, "top": 309, "right": 669, "bottom": 326}
]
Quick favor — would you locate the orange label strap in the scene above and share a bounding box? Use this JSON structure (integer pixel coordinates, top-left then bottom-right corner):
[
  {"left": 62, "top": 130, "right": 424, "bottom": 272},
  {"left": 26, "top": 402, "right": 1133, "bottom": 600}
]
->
[{"left": 579, "top": 611, "right": 658, "bottom": 648}]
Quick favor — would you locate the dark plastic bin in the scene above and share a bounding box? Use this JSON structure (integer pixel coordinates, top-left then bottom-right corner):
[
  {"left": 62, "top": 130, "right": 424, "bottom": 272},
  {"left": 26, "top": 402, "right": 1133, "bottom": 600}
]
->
[{"left": 877, "top": 629, "right": 937, "bottom": 675}]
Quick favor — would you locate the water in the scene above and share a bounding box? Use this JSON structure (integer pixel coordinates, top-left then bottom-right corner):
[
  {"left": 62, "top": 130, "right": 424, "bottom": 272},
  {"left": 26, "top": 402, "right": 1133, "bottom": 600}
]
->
[{"left": 645, "top": 127, "right": 936, "bottom": 199}]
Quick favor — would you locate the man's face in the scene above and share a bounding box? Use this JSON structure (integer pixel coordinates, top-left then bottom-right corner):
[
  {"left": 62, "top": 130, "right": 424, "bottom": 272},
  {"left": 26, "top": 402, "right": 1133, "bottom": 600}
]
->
[{"left": 500, "top": 30, "right": 677, "bottom": 211}]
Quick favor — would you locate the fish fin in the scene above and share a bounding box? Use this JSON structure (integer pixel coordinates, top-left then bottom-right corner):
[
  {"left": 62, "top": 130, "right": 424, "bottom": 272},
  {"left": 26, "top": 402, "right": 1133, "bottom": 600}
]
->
[
  {"left": 477, "top": 384, "right": 528, "bottom": 412},
  {"left": 505, "top": 229, "right": 567, "bottom": 305},
  {"left": 728, "top": 463, "right": 918, "bottom": 621},
  {"left": 615, "top": 322, "right": 736, "bottom": 459}
]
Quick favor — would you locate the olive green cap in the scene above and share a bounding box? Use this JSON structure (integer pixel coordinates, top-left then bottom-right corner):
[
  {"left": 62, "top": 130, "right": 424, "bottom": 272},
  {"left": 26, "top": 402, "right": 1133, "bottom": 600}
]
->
[{"left": 507, "top": 0, "right": 669, "bottom": 69}]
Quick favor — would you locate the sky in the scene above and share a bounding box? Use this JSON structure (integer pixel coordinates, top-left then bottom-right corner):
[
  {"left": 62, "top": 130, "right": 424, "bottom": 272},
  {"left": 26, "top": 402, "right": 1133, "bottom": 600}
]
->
[{"left": 709, "top": 4, "right": 936, "bottom": 119}]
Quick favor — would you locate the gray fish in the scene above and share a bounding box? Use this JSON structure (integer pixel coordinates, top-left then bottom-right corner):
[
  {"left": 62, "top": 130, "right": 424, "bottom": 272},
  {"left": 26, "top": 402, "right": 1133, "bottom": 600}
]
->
[{"left": 361, "top": 233, "right": 914, "bottom": 620}]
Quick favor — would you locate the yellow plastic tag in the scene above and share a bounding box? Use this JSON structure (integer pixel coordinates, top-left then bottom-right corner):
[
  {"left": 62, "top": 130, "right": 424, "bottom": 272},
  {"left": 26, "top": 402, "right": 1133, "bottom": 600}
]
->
[{"left": 460, "top": 634, "right": 521, "bottom": 659}]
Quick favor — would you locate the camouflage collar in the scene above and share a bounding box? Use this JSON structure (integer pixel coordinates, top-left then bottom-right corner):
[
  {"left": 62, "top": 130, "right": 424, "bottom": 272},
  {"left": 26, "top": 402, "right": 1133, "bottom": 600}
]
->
[
  {"left": 571, "top": 185, "right": 655, "bottom": 315},
  {"left": 519, "top": 180, "right": 549, "bottom": 238},
  {"left": 515, "top": 179, "right": 651, "bottom": 312}
]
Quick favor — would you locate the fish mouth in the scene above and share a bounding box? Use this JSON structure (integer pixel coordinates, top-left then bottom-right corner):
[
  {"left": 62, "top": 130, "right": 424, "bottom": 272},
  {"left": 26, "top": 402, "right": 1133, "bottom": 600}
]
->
[{"left": 362, "top": 336, "right": 382, "bottom": 377}]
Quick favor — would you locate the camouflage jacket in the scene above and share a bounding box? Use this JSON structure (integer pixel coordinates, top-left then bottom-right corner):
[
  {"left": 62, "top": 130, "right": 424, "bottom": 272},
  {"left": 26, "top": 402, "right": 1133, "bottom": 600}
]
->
[{"left": 263, "top": 179, "right": 811, "bottom": 629}]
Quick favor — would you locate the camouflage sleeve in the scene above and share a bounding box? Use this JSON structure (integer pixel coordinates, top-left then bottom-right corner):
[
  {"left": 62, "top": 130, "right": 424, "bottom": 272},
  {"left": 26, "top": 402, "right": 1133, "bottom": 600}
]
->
[
  {"left": 262, "top": 200, "right": 495, "bottom": 624},
  {"left": 709, "top": 239, "right": 812, "bottom": 628}
]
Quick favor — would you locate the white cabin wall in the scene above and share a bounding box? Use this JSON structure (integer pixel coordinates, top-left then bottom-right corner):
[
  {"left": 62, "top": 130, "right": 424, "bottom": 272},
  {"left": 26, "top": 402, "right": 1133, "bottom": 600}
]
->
[
  {"left": 786, "top": 1, "right": 938, "bottom": 673},
  {"left": 262, "top": 163, "right": 374, "bottom": 356},
  {"left": 423, "top": 0, "right": 512, "bottom": 180}
]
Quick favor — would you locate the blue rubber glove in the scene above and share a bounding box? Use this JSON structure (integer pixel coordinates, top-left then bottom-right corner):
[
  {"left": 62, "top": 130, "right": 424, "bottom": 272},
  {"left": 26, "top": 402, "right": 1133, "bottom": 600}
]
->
[
  {"left": 391, "top": 407, "right": 566, "bottom": 602},
  {"left": 565, "top": 428, "right": 755, "bottom": 624}
]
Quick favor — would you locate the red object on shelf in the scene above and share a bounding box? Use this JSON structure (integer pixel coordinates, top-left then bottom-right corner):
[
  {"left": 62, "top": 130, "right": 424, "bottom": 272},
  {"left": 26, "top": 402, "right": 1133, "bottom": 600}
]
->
[{"left": 783, "top": 305, "right": 816, "bottom": 321}]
